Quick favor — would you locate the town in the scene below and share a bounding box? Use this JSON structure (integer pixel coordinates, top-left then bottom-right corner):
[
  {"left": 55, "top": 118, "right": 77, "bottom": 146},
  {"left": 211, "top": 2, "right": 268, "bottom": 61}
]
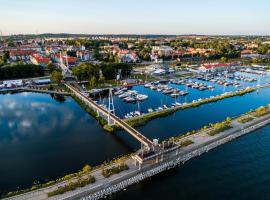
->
[
  {"left": 1, "top": 33, "right": 270, "bottom": 200},
  {"left": 1, "top": 1, "right": 270, "bottom": 200}
]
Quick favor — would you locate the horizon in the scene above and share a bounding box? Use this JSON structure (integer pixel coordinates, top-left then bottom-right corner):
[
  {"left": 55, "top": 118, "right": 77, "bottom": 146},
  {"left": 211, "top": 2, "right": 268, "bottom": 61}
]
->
[{"left": 1, "top": 0, "right": 270, "bottom": 36}]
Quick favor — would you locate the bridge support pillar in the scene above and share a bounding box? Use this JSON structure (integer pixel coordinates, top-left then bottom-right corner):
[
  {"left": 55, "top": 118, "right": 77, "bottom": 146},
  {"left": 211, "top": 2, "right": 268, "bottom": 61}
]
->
[
  {"left": 161, "top": 153, "right": 164, "bottom": 162},
  {"left": 156, "top": 156, "right": 159, "bottom": 164}
]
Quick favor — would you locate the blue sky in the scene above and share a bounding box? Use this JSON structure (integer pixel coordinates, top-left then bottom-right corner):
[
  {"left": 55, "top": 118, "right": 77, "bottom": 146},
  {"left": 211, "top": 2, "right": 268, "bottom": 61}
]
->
[{"left": 0, "top": 0, "right": 269, "bottom": 35}]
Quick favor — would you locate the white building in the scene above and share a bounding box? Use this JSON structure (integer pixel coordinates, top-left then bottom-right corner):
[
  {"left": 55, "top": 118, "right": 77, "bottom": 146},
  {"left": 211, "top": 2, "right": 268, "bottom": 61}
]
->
[{"left": 152, "top": 46, "right": 173, "bottom": 57}]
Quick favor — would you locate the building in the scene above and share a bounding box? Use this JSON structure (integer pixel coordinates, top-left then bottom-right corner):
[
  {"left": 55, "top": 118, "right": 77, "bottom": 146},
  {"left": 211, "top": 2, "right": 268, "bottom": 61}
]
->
[
  {"left": 52, "top": 53, "right": 77, "bottom": 67},
  {"left": 118, "top": 50, "right": 138, "bottom": 63},
  {"left": 152, "top": 46, "right": 173, "bottom": 57},
  {"left": 9, "top": 50, "right": 35, "bottom": 61},
  {"left": 30, "top": 54, "right": 50, "bottom": 67},
  {"left": 76, "top": 50, "right": 91, "bottom": 61},
  {"left": 199, "top": 63, "right": 236, "bottom": 73}
]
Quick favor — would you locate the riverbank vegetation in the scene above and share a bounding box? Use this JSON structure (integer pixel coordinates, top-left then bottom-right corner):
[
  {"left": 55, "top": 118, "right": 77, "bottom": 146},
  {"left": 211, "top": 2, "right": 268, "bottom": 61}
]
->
[
  {"left": 0, "top": 63, "right": 44, "bottom": 80},
  {"left": 102, "top": 163, "right": 129, "bottom": 178},
  {"left": 47, "top": 175, "right": 95, "bottom": 197},
  {"left": 70, "top": 93, "right": 114, "bottom": 132},
  {"left": 126, "top": 88, "right": 255, "bottom": 128},
  {"left": 2, "top": 165, "right": 93, "bottom": 198},
  {"left": 254, "top": 105, "right": 270, "bottom": 117},
  {"left": 238, "top": 116, "right": 254, "bottom": 124},
  {"left": 180, "top": 140, "right": 194, "bottom": 147},
  {"left": 208, "top": 118, "right": 232, "bottom": 136}
]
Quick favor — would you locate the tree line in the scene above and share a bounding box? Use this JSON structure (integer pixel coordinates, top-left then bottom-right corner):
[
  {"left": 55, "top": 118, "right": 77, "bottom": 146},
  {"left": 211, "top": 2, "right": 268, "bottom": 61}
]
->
[
  {"left": 72, "top": 62, "right": 132, "bottom": 81},
  {"left": 0, "top": 63, "right": 44, "bottom": 80}
]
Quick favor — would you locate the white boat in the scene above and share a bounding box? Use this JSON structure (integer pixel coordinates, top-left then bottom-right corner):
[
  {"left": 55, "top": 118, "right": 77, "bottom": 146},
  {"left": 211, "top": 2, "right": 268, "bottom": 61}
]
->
[
  {"left": 119, "top": 93, "right": 129, "bottom": 98},
  {"left": 124, "top": 97, "right": 137, "bottom": 103},
  {"left": 144, "top": 83, "right": 152, "bottom": 88},
  {"left": 171, "top": 93, "right": 179, "bottom": 98},
  {"left": 158, "top": 107, "right": 163, "bottom": 111},
  {"left": 136, "top": 94, "right": 148, "bottom": 101},
  {"left": 114, "top": 90, "right": 124, "bottom": 95},
  {"left": 148, "top": 108, "right": 154, "bottom": 113},
  {"left": 175, "top": 102, "right": 182, "bottom": 106}
]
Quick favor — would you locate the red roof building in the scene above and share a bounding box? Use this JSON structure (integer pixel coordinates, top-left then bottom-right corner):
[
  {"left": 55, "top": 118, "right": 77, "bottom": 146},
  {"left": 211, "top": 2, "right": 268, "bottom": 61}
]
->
[{"left": 30, "top": 54, "right": 50, "bottom": 67}]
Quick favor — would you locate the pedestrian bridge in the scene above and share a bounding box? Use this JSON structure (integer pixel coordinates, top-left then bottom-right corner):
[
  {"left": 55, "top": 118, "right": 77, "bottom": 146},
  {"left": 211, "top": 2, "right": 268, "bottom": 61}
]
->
[{"left": 65, "top": 82, "right": 154, "bottom": 148}]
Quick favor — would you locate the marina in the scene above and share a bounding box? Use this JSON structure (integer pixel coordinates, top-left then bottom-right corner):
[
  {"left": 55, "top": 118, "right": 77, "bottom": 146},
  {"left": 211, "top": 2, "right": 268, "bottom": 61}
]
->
[{"left": 96, "top": 70, "right": 270, "bottom": 119}]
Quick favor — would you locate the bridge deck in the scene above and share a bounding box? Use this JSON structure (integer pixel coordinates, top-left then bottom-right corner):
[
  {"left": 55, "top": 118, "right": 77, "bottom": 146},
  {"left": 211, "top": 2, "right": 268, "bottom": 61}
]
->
[{"left": 65, "top": 82, "right": 154, "bottom": 148}]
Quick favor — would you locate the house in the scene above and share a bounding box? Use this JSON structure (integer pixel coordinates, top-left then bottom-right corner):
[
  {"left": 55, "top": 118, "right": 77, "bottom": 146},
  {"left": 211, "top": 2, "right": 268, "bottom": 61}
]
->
[
  {"left": 9, "top": 50, "right": 35, "bottom": 61},
  {"left": 76, "top": 50, "right": 91, "bottom": 61},
  {"left": 152, "top": 46, "right": 173, "bottom": 57},
  {"left": 30, "top": 54, "right": 50, "bottom": 67},
  {"left": 118, "top": 50, "right": 138, "bottom": 63},
  {"left": 241, "top": 50, "right": 261, "bottom": 58},
  {"left": 17, "top": 44, "right": 42, "bottom": 52},
  {"left": 52, "top": 53, "right": 77, "bottom": 67}
]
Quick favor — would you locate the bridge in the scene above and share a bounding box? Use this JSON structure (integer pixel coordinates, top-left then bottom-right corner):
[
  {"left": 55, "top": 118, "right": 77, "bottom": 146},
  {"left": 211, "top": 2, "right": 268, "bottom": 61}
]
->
[{"left": 65, "top": 82, "right": 154, "bottom": 148}]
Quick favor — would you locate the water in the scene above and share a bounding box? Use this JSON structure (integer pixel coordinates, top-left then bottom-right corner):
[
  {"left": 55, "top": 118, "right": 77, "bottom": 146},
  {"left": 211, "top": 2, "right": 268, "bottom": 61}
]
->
[
  {"left": 0, "top": 74, "right": 270, "bottom": 197},
  {"left": 109, "top": 125, "right": 270, "bottom": 200},
  {"left": 98, "top": 72, "right": 270, "bottom": 118},
  {"left": 0, "top": 92, "right": 130, "bottom": 194}
]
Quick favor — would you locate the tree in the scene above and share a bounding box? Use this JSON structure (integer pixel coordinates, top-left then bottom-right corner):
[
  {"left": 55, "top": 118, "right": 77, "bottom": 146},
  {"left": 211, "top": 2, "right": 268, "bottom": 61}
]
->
[
  {"left": 89, "top": 76, "right": 97, "bottom": 88},
  {"left": 72, "top": 62, "right": 99, "bottom": 81},
  {"left": 46, "top": 63, "right": 56, "bottom": 73},
  {"left": 220, "top": 57, "right": 228, "bottom": 63},
  {"left": 51, "top": 70, "right": 63, "bottom": 84},
  {"left": 82, "top": 165, "right": 91, "bottom": 174},
  {"left": 0, "top": 64, "right": 44, "bottom": 80}
]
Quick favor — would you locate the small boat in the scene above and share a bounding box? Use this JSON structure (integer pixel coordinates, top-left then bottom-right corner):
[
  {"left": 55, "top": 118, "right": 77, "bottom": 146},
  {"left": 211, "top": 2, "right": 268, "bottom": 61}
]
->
[
  {"left": 114, "top": 90, "right": 124, "bottom": 95},
  {"left": 148, "top": 108, "right": 154, "bottom": 113},
  {"left": 136, "top": 94, "right": 148, "bottom": 101},
  {"left": 144, "top": 83, "right": 152, "bottom": 88},
  {"left": 124, "top": 97, "right": 137, "bottom": 103},
  {"left": 119, "top": 93, "right": 129, "bottom": 98},
  {"left": 179, "top": 91, "right": 188, "bottom": 96},
  {"left": 171, "top": 93, "right": 179, "bottom": 98}
]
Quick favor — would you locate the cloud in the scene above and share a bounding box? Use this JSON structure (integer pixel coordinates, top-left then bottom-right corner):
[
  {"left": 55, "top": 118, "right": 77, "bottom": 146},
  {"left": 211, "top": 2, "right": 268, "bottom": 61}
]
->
[
  {"left": 8, "top": 121, "right": 15, "bottom": 128},
  {"left": 20, "top": 120, "right": 32, "bottom": 128},
  {"left": 7, "top": 101, "right": 17, "bottom": 110}
]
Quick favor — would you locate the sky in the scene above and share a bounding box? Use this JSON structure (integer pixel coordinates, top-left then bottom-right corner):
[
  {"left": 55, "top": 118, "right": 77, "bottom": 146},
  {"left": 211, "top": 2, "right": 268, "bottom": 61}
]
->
[{"left": 0, "top": 0, "right": 270, "bottom": 35}]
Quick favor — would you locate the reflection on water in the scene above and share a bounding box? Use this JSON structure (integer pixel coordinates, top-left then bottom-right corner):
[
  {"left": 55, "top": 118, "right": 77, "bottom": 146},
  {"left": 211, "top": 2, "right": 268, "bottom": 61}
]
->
[{"left": 0, "top": 92, "right": 130, "bottom": 194}]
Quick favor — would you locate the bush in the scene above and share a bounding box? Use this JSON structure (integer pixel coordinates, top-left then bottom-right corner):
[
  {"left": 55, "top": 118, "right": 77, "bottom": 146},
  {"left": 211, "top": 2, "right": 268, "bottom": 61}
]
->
[
  {"left": 180, "top": 140, "right": 194, "bottom": 147},
  {"left": 208, "top": 118, "right": 232, "bottom": 136},
  {"left": 47, "top": 176, "right": 95, "bottom": 197},
  {"left": 102, "top": 164, "right": 129, "bottom": 178},
  {"left": 238, "top": 117, "right": 254, "bottom": 124}
]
